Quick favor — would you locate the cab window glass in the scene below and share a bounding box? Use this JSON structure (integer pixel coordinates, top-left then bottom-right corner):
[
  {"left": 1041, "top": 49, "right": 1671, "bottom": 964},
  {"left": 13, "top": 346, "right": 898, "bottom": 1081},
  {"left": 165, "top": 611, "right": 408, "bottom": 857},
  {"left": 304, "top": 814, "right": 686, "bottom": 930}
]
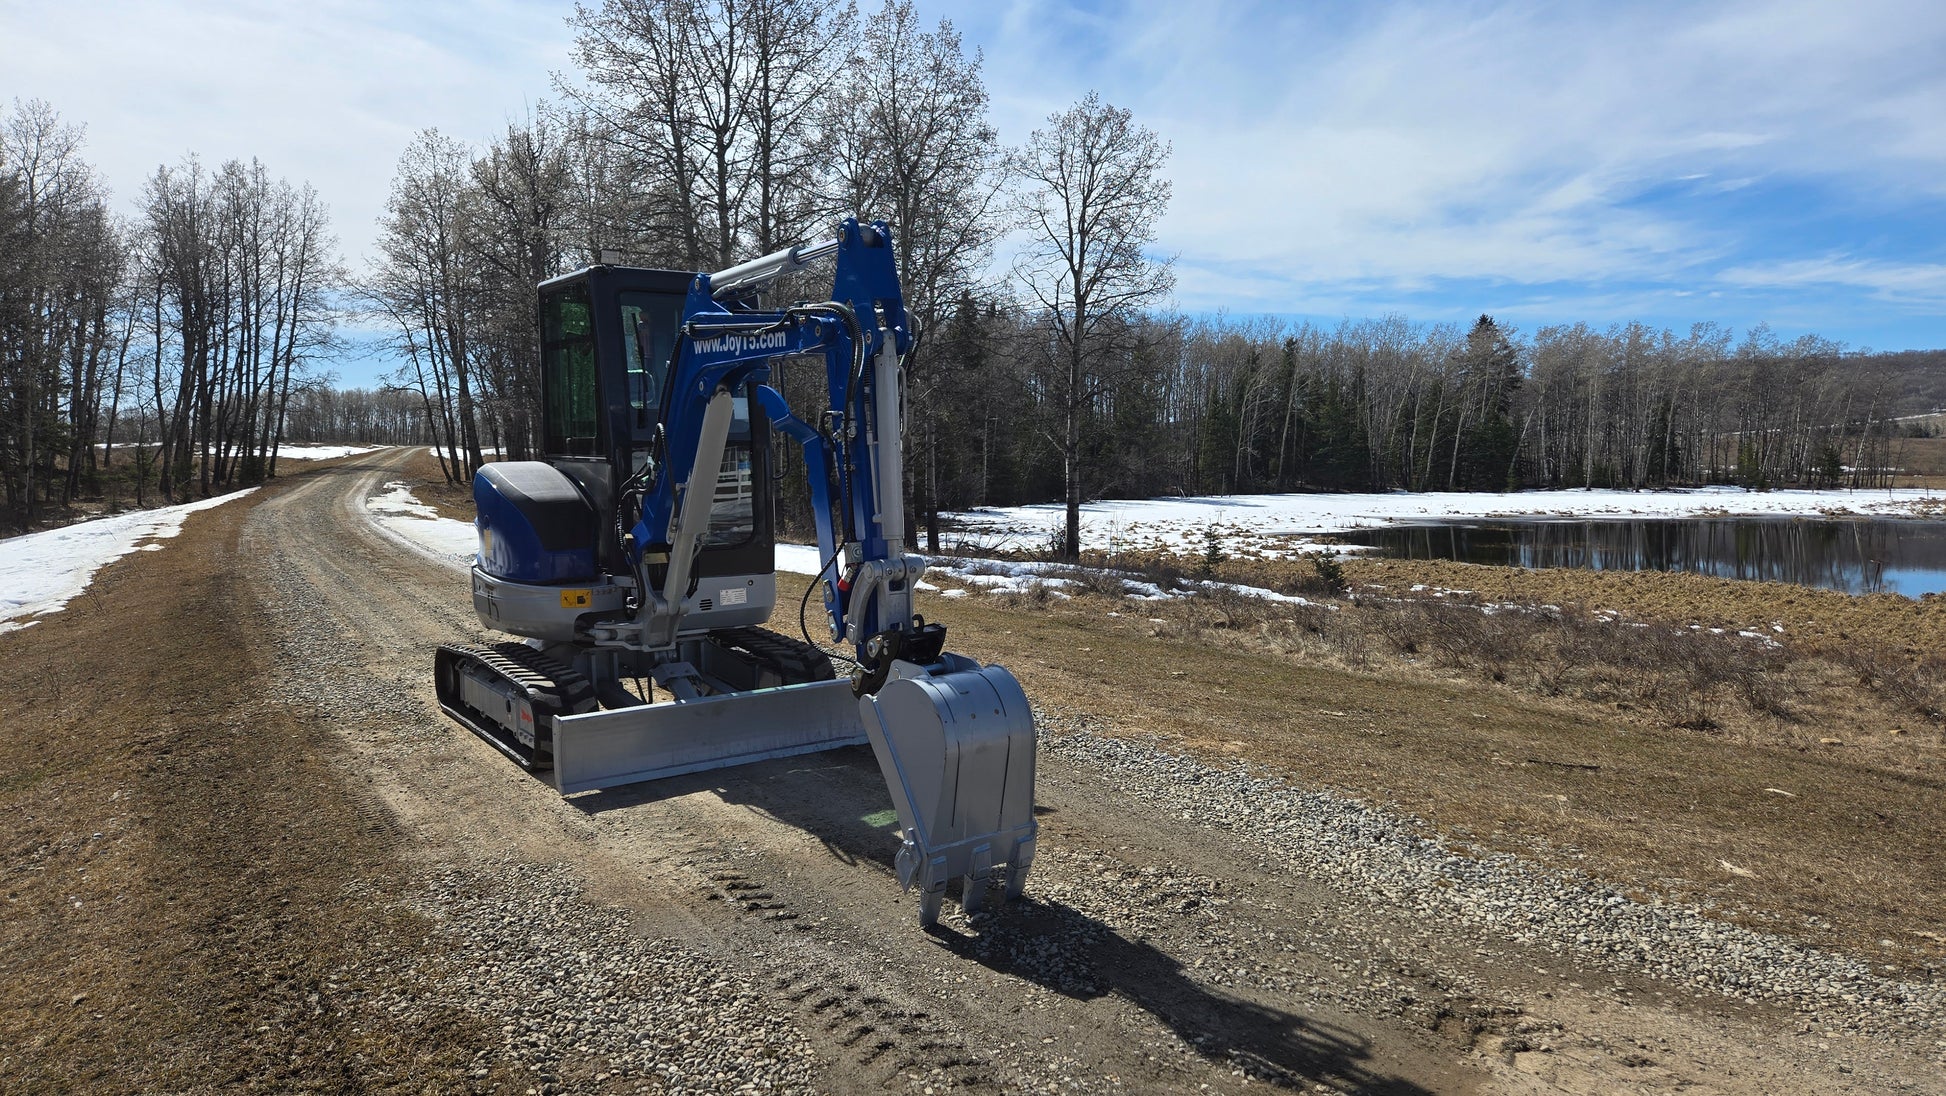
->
[
  {"left": 703, "top": 398, "right": 755, "bottom": 548},
  {"left": 542, "top": 283, "right": 598, "bottom": 455},
  {"left": 620, "top": 290, "right": 683, "bottom": 443}
]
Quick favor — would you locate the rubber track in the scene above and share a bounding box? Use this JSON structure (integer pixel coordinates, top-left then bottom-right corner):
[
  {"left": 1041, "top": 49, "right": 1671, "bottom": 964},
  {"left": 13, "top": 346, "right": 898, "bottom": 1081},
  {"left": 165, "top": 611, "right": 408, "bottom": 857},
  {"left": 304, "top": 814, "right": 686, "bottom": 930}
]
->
[
  {"left": 706, "top": 626, "right": 838, "bottom": 686},
  {"left": 434, "top": 642, "right": 597, "bottom": 768}
]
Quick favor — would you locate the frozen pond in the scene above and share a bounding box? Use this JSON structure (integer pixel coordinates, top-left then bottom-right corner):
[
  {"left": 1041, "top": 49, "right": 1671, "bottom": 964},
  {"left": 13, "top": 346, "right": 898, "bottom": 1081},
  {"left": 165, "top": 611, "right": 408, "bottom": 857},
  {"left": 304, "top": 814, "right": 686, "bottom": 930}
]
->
[{"left": 1336, "top": 517, "right": 1946, "bottom": 598}]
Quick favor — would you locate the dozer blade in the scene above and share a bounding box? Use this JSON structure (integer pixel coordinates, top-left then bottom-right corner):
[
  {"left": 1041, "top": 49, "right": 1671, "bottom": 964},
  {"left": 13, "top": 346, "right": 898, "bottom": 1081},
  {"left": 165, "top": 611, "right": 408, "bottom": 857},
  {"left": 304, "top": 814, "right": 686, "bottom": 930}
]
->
[
  {"left": 551, "top": 678, "right": 868, "bottom": 795},
  {"left": 859, "top": 659, "right": 1038, "bottom": 928}
]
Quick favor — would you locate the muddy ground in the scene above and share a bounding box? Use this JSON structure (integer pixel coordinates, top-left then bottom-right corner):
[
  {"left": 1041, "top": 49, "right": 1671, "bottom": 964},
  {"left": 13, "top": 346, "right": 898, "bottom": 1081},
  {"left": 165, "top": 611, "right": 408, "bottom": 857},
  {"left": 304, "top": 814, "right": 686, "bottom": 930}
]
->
[{"left": 3, "top": 448, "right": 1941, "bottom": 1094}]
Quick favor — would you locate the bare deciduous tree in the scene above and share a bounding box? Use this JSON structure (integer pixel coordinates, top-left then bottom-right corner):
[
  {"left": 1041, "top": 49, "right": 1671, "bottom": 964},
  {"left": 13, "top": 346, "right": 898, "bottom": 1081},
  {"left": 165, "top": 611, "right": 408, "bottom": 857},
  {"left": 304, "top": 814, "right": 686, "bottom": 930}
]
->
[
  {"left": 562, "top": 0, "right": 843, "bottom": 268},
  {"left": 1014, "top": 91, "right": 1174, "bottom": 561},
  {"left": 369, "top": 130, "right": 484, "bottom": 482},
  {"left": 467, "top": 106, "right": 577, "bottom": 460}
]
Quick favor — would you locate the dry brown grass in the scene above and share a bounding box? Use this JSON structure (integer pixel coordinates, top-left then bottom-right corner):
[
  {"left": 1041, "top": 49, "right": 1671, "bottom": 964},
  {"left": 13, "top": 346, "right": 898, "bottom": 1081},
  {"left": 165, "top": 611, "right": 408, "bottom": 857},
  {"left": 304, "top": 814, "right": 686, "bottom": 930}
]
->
[
  {"left": 1895, "top": 434, "right": 1946, "bottom": 481},
  {"left": 1337, "top": 555, "right": 1946, "bottom": 651},
  {"left": 922, "top": 563, "right": 1945, "bottom": 980}
]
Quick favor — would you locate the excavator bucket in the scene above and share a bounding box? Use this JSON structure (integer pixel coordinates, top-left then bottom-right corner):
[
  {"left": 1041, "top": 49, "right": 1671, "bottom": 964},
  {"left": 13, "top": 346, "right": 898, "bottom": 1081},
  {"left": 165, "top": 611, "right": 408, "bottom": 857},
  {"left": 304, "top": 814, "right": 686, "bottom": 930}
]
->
[{"left": 859, "top": 659, "right": 1038, "bottom": 927}]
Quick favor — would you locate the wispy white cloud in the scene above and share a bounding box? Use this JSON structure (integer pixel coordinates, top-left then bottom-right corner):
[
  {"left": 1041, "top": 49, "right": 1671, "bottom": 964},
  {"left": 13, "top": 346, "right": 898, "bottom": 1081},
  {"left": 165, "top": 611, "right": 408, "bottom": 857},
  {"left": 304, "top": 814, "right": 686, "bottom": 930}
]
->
[
  {"left": 3, "top": 0, "right": 1942, "bottom": 362},
  {"left": 1717, "top": 257, "right": 1946, "bottom": 301},
  {"left": 947, "top": 0, "right": 1946, "bottom": 320}
]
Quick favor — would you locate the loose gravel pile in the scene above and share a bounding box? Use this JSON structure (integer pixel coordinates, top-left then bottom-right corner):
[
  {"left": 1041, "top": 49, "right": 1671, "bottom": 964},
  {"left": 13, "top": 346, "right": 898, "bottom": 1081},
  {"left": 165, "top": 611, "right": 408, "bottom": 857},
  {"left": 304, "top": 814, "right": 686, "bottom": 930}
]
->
[
  {"left": 1036, "top": 705, "right": 1946, "bottom": 1045},
  {"left": 399, "top": 863, "right": 822, "bottom": 1095}
]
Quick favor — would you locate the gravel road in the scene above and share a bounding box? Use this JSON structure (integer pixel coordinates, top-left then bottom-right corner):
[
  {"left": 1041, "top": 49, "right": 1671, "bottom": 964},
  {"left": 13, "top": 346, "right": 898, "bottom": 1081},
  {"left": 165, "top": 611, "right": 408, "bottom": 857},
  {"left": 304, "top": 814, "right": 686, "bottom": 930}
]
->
[{"left": 235, "top": 450, "right": 1945, "bottom": 1094}]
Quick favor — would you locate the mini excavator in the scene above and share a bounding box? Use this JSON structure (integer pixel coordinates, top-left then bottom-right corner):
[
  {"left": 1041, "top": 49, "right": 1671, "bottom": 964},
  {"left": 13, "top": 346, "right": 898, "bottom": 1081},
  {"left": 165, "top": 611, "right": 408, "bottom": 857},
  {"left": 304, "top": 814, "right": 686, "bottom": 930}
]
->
[{"left": 434, "top": 220, "right": 1036, "bottom": 926}]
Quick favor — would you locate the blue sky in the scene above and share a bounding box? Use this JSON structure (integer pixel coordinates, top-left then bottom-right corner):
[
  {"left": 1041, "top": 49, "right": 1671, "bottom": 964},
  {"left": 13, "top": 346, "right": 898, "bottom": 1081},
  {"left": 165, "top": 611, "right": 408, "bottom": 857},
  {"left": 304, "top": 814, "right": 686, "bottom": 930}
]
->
[{"left": 4, "top": 0, "right": 1942, "bottom": 389}]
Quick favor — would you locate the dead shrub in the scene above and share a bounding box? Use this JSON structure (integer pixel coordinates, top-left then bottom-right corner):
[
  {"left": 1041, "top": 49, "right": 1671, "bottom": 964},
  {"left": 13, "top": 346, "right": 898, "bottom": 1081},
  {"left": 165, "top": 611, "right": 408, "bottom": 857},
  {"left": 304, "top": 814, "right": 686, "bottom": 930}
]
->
[
  {"left": 1619, "top": 625, "right": 1792, "bottom": 730},
  {"left": 1069, "top": 566, "right": 1135, "bottom": 599},
  {"left": 1407, "top": 603, "right": 1531, "bottom": 683},
  {"left": 1732, "top": 642, "right": 1799, "bottom": 720},
  {"left": 1832, "top": 643, "right": 1945, "bottom": 722},
  {"left": 1368, "top": 601, "right": 1430, "bottom": 656},
  {"left": 1330, "top": 624, "right": 1374, "bottom": 668},
  {"left": 1139, "top": 555, "right": 1187, "bottom": 593},
  {"left": 1187, "top": 586, "right": 1284, "bottom": 632},
  {"left": 1275, "top": 565, "right": 1344, "bottom": 600},
  {"left": 990, "top": 582, "right": 1059, "bottom": 611},
  {"left": 1286, "top": 602, "right": 1336, "bottom": 637}
]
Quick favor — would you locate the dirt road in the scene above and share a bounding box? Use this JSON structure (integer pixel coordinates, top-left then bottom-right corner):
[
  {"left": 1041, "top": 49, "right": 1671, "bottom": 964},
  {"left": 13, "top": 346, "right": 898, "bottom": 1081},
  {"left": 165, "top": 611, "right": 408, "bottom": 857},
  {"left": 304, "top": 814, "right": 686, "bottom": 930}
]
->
[{"left": 7, "top": 449, "right": 1939, "bottom": 1093}]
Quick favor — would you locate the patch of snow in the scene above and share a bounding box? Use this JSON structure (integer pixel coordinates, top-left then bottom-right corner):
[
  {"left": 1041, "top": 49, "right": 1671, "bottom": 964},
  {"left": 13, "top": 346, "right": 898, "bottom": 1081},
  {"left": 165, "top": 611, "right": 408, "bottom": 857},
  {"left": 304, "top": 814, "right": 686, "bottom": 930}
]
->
[
  {"left": 1200, "top": 580, "right": 1315, "bottom": 606},
  {"left": 0, "top": 490, "right": 259, "bottom": 633},
  {"left": 961, "top": 573, "right": 1078, "bottom": 592},
  {"left": 948, "top": 486, "right": 1941, "bottom": 559},
  {"left": 424, "top": 446, "right": 507, "bottom": 460},
  {"left": 275, "top": 444, "right": 387, "bottom": 460},
  {"left": 363, "top": 481, "right": 478, "bottom": 568},
  {"left": 774, "top": 543, "right": 835, "bottom": 578}
]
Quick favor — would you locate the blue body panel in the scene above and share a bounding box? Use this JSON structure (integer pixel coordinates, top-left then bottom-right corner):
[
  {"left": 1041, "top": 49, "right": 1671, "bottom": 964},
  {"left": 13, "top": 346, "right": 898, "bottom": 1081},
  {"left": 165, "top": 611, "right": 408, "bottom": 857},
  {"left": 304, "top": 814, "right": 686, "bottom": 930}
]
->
[{"left": 474, "top": 464, "right": 600, "bottom": 584}]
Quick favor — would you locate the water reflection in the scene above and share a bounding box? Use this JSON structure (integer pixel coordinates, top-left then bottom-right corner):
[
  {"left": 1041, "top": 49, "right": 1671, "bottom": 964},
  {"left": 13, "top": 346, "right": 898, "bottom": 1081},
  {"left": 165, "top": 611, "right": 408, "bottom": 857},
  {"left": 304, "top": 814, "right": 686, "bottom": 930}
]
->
[{"left": 1339, "top": 518, "right": 1946, "bottom": 598}]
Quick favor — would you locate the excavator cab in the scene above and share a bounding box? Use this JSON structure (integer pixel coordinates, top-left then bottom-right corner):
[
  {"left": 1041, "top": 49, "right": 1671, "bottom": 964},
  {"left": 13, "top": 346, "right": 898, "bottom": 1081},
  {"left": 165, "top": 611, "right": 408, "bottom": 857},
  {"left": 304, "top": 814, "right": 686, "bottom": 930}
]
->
[
  {"left": 536, "top": 267, "right": 773, "bottom": 594},
  {"left": 437, "top": 223, "right": 1038, "bottom": 928}
]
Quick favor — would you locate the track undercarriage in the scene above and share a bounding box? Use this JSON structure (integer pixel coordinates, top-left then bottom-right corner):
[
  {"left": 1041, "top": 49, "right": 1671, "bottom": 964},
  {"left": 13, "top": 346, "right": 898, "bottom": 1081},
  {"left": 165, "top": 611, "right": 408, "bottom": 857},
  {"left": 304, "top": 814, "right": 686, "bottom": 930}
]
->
[{"left": 434, "top": 627, "right": 839, "bottom": 775}]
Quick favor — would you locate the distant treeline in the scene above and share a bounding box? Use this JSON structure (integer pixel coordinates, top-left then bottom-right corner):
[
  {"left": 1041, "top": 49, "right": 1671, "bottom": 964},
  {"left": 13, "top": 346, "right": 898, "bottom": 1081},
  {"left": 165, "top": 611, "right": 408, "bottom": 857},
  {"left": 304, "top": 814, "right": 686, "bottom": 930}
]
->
[
  {"left": 857, "top": 308, "right": 1943, "bottom": 551},
  {"left": 4, "top": 0, "right": 1942, "bottom": 543}
]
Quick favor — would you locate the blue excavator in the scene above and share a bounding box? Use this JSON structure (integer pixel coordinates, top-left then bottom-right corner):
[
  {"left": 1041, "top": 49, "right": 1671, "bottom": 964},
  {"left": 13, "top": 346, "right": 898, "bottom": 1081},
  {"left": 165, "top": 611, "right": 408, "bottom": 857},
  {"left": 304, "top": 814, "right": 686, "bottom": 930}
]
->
[{"left": 434, "top": 220, "right": 1037, "bottom": 926}]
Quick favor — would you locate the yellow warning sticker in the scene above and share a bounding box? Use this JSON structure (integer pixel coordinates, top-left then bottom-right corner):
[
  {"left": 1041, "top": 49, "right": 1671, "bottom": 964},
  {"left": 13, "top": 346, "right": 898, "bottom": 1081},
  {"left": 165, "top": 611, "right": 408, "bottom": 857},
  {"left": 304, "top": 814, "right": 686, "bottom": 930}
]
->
[{"left": 560, "top": 589, "right": 592, "bottom": 608}]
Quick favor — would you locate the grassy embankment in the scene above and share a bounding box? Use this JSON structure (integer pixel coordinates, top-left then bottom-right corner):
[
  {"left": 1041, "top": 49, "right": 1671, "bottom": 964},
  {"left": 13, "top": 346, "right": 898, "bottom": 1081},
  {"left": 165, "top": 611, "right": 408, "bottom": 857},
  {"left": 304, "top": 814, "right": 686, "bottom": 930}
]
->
[{"left": 936, "top": 546, "right": 1943, "bottom": 980}]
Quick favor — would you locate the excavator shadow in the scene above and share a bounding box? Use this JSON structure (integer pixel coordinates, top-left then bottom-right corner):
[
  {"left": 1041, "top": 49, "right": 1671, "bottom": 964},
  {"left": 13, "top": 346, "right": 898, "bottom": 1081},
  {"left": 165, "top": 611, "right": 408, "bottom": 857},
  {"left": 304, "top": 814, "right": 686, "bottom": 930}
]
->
[
  {"left": 931, "top": 899, "right": 1438, "bottom": 1095},
  {"left": 561, "top": 744, "right": 916, "bottom": 872},
  {"left": 567, "top": 748, "right": 1434, "bottom": 1094}
]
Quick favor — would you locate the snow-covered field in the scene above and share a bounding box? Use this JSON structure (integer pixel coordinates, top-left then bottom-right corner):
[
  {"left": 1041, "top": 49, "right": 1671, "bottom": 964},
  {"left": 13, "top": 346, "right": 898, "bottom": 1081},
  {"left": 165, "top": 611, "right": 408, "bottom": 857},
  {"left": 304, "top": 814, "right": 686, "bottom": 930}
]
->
[
  {"left": 772, "top": 543, "right": 831, "bottom": 578},
  {"left": 364, "top": 482, "right": 479, "bottom": 567},
  {"left": 0, "top": 490, "right": 259, "bottom": 633},
  {"left": 949, "top": 486, "right": 1941, "bottom": 558},
  {"left": 363, "top": 482, "right": 1946, "bottom": 610}
]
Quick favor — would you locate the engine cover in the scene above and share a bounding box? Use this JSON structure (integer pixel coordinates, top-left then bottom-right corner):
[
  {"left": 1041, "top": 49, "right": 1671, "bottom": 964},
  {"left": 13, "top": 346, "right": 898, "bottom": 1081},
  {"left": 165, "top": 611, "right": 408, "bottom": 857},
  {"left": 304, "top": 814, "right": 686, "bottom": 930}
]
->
[{"left": 474, "top": 461, "right": 600, "bottom": 583}]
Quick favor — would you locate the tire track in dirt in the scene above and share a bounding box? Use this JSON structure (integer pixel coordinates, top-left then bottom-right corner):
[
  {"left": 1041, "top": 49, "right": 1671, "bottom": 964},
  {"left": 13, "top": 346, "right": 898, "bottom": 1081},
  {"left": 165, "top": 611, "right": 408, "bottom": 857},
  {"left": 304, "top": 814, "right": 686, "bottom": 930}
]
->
[{"left": 694, "top": 854, "right": 1004, "bottom": 1092}]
